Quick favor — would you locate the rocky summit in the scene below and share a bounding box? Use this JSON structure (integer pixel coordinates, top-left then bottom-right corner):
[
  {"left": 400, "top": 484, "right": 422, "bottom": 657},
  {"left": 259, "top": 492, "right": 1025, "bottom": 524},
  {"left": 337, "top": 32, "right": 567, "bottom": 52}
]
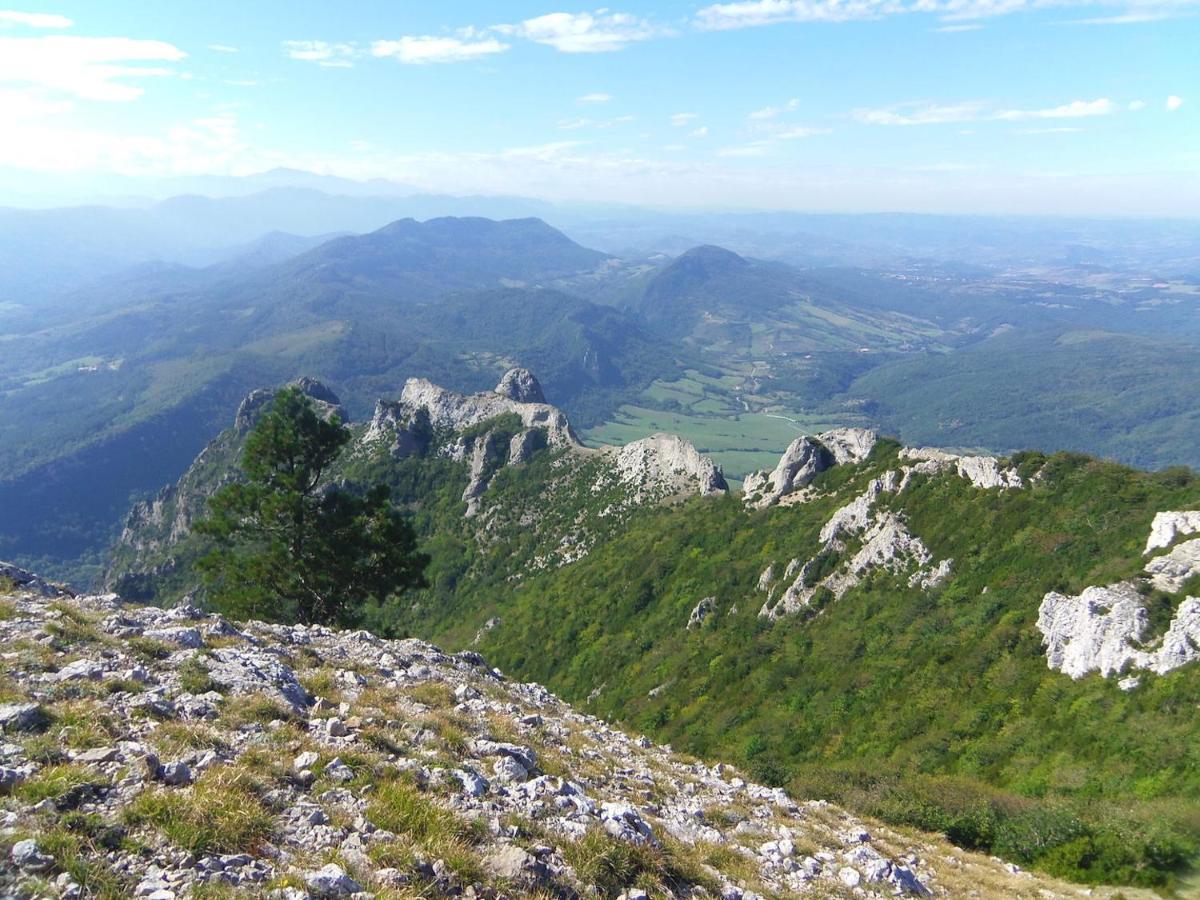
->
[{"left": 0, "top": 578, "right": 1114, "bottom": 899}]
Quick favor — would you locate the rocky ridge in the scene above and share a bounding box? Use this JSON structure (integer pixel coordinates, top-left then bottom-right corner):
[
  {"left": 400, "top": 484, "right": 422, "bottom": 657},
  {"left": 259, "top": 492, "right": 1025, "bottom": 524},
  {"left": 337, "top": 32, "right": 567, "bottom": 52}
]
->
[
  {"left": 751, "top": 436, "right": 1022, "bottom": 620},
  {"left": 0, "top": 576, "right": 1102, "bottom": 899},
  {"left": 1037, "top": 510, "right": 1200, "bottom": 683}
]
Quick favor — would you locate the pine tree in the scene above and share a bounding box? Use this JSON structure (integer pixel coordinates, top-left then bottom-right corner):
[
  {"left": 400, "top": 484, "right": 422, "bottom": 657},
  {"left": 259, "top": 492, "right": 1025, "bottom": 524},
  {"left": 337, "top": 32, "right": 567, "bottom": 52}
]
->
[{"left": 196, "top": 387, "right": 428, "bottom": 625}]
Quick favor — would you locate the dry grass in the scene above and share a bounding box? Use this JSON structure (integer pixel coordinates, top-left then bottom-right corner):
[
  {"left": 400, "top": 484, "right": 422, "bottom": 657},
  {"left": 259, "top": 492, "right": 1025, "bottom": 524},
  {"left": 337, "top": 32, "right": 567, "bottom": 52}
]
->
[{"left": 123, "top": 764, "right": 275, "bottom": 855}]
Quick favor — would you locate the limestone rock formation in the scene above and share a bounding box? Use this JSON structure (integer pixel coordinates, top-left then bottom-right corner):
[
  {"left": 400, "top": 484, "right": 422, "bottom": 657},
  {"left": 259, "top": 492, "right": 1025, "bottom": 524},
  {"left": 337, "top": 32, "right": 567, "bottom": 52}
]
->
[
  {"left": 1145, "top": 510, "right": 1200, "bottom": 553},
  {"left": 395, "top": 377, "right": 579, "bottom": 449},
  {"left": 743, "top": 435, "right": 832, "bottom": 509},
  {"left": 494, "top": 367, "right": 546, "bottom": 404},
  {"left": 1037, "top": 510, "right": 1200, "bottom": 680},
  {"left": 900, "top": 447, "right": 1023, "bottom": 490},
  {"left": 759, "top": 471, "right": 951, "bottom": 620},
  {"left": 743, "top": 428, "right": 879, "bottom": 509},
  {"left": 608, "top": 433, "right": 728, "bottom": 499},
  {"left": 0, "top": 581, "right": 1073, "bottom": 899}
]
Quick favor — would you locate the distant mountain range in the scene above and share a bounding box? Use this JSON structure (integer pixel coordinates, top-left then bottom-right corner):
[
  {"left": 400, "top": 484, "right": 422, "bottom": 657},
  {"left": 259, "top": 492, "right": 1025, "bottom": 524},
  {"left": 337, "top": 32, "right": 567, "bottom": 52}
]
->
[{"left": 3, "top": 204, "right": 1200, "bottom": 587}]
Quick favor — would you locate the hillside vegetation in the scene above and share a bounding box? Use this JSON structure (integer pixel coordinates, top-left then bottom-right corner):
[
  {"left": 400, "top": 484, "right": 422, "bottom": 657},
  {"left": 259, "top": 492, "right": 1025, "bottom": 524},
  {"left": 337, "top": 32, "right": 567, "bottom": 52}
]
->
[{"left": 107, "top": 375, "right": 1200, "bottom": 890}]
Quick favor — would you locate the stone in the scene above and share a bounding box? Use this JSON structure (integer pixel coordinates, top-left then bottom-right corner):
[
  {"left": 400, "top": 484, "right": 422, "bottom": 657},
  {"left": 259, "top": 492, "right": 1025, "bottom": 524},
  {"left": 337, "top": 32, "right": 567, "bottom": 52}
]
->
[
  {"left": 0, "top": 766, "right": 26, "bottom": 794},
  {"left": 483, "top": 845, "right": 548, "bottom": 883},
  {"left": 12, "top": 838, "right": 54, "bottom": 873},
  {"left": 76, "top": 747, "right": 119, "bottom": 764},
  {"left": 0, "top": 702, "right": 47, "bottom": 733},
  {"left": 143, "top": 627, "right": 203, "bottom": 649},
  {"left": 494, "top": 367, "right": 546, "bottom": 404},
  {"left": 160, "top": 761, "right": 193, "bottom": 786},
  {"left": 323, "top": 758, "right": 354, "bottom": 782},
  {"left": 294, "top": 751, "right": 320, "bottom": 770},
  {"left": 325, "top": 717, "right": 349, "bottom": 737},
  {"left": 304, "top": 863, "right": 362, "bottom": 897},
  {"left": 687, "top": 597, "right": 715, "bottom": 630},
  {"left": 492, "top": 755, "right": 528, "bottom": 783},
  {"left": 54, "top": 658, "right": 105, "bottom": 682},
  {"left": 456, "top": 769, "right": 489, "bottom": 797},
  {"left": 838, "top": 866, "right": 861, "bottom": 887},
  {"left": 743, "top": 435, "right": 832, "bottom": 508}
]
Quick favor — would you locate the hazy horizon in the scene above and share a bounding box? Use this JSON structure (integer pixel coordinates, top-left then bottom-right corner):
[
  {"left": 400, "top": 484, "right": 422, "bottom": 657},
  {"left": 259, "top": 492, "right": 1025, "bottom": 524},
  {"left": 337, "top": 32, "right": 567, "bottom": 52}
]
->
[{"left": 0, "top": 1, "right": 1195, "bottom": 215}]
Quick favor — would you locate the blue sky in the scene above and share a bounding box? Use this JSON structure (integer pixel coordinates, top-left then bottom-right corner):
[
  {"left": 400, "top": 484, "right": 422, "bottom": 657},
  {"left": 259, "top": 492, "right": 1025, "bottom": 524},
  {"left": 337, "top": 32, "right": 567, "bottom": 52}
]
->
[{"left": 0, "top": 1, "right": 1195, "bottom": 213}]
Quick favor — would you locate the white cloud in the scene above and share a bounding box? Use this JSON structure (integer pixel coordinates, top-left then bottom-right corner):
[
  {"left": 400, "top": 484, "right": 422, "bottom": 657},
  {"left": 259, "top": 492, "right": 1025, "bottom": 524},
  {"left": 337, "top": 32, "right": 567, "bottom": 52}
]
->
[
  {"left": 208, "top": 44, "right": 238, "bottom": 53},
  {"left": 935, "top": 22, "right": 984, "bottom": 30},
  {"left": 853, "top": 102, "right": 987, "bottom": 126},
  {"left": 0, "top": 87, "right": 71, "bottom": 119},
  {"left": 1166, "top": 94, "right": 1184, "bottom": 111},
  {"left": 282, "top": 40, "right": 357, "bottom": 67},
  {"left": 748, "top": 98, "right": 799, "bottom": 119},
  {"left": 498, "top": 11, "right": 661, "bottom": 52},
  {"left": 0, "top": 35, "right": 185, "bottom": 102},
  {"left": 691, "top": 125, "right": 710, "bottom": 137},
  {"left": 1015, "top": 126, "right": 1084, "bottom": 133},
  {"left": 1128, "top": 99, "right": 1147, "bottom": 110},
  {"left": 856, "top": 97, "right": 1116, "bottom": 126},
  {"left": 777, "top": 125, "right": 831, "bottom": 138},
  {"left": 370, "top": 35, "right": 509, "bottom": 64},
  {"left": 670, "top": 112, "right": 698, "bottom": 126},
  {"left": 0, "top": 10, "right": 72, "bottom": 28},
  {"left": 0, "top": 110, "right": 254, "bottom": 175},
  {"left": 558, "top": 117, "right": 592, "bottom": 129},
  {"left": 696, "top": 0, "right": 1200, "bottom": 28},
  {"left": 577, "top": 91, "right": 613, "bottom": 104},
  {"left": 995, "top": 97, "right": 1114, "bottom": 119},
  {"left": 717, "top": 140, "right": 774, "bottom": 157}
]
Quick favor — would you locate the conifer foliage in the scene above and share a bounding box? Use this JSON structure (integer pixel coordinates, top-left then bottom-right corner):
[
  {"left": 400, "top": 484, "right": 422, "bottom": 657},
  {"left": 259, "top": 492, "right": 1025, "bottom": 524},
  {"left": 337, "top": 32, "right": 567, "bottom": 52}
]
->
[{"left": 196, "top": 387, "right": 427, "bottom": 624}]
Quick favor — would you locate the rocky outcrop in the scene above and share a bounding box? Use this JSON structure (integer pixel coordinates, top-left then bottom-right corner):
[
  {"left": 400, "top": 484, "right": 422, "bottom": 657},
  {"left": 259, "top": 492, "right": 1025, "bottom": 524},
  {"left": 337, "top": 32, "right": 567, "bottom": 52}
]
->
[
  {"left": 900, "top": 447, "right": 1023, "bottom": 490},
  {"left": 760, "top": 471, "right": 951, "bottom": 620},
  {"left": 0, "top": 562, "right": 70, "bottom": 598},
  {"left": 1038, "top": 513, "right": 1200, "bottom": 680},
  {"left": 686, "top": 597, "right": 715, "bottom": 630},
  {"left": 0, "top": 583, "right": 1065, "bottom": 899},
  {"left": 1145, "top": 538, "right": 1200, "bottom": 593},
  {"left": 1145, "top": 510, "right": 1200, "bottom": 553},
  {"left": 494, "top": 367, "right": 546, "bottom": 404},
  {"left": 395, "top": 373, "right": 579, "bottom": 449},
  {"left": 236, "top": 377, "right": 346, "bottom": 433},
  {"left": 743, "top": 428, "right": 877, "bottom": 508},
  {"left": 1037, "top": 585, "right": 1200, "bottom": 678},
  {"left": 608, "top": 433, "right": 727, "bottom": 499},
  {"left": 743, "top": 435, "right": 832, "bottom": 508}
]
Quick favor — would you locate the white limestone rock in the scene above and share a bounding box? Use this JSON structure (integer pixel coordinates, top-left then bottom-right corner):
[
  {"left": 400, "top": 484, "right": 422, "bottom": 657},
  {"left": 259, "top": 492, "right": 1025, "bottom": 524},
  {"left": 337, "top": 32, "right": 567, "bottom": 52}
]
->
[
  {"left": 743, "top": 436, "right": 831, "bottom": 509},
  {"left": 608, "top": 433, "right": 727, "bottom": 498},
  {"left": 818, "top": 428, "right": 878, "bottom": 466},
  {"left": 901, "top": 447, "right": 1023, "bottom": 490},
  {"left": 397, "top": 377, "right": 578, "bottom": 448},
  {"left": 494, "top": 367, "right": 546, "bottom": 404},
  {"left": 1037, "top": 583, "right": 1152, "bottom": 679},
  {"left": 1145, "top": 538, "right": 1200, "bottom": 593},
  {"left": 1145, "top": 510, "right": 1200, "bottom": 554}
]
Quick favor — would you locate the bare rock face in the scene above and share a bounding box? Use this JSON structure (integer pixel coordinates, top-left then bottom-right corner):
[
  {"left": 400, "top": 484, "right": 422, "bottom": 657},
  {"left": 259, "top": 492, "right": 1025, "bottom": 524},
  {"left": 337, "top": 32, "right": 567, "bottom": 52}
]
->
[
  {"left": 609, "top": 433, "right": 727, "bottom": 499},
  {"left": 396, "top": 378, "right": 578, "bottom": 448},
  {"left": 901, "top": 447, "right": 1023, "bottom": 490},
  {"left": 743, "top": 436, "right": 833, "bottom": 508},
  {"left": 744, "top": 428, "right": 879, "bottom": 508},
  {"left": 1037, "top": 583, "right": 1155, "bottom": 679},
  {"left": 0, "top": 562, "right": 70, "bottom": 598},
  {"left": 1145, "top": 510, "right": 1200, "bottom": 553},
  {"left": 1037, "top": 509, "right": 1200, "bottom": 681},
  {"left": 494, "top": 367, "right": 546, "bottom": 404},
  {"left": 818, "top": 427, "right": 878, "bottom": 466}
]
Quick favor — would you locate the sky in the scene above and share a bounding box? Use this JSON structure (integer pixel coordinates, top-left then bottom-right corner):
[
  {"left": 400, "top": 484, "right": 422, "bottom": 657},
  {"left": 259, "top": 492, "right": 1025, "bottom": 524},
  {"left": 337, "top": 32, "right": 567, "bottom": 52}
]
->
[{"left": 0, "top": 1, "right": 1196, "bottom": 214}]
